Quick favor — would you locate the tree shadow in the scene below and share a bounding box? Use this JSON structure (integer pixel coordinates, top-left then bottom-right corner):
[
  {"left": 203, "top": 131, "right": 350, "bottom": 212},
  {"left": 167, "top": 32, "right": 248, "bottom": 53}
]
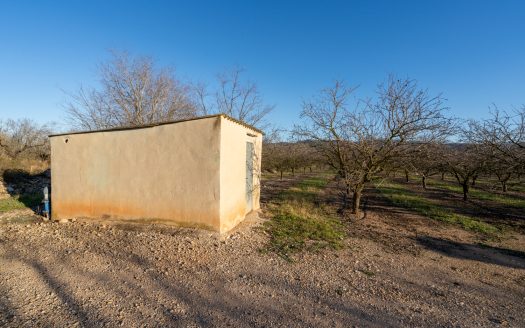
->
[
  {"left": 1, "top": 230, "right": 402, "bottom": 327},
  {"left": 425, "top": 178, "right": 525, "bottom": 225},
  {"left": 368, "top": 178, "right": 525, "bottom": 233},
  {"left": 416, "top": 236, "right": 525, "bottom": 269},
  {"left": 27, "top": 259, "right": 110, "bottom": 327},
  {"left": 0, "top": 285, "right": 18, "bottom": 326}
]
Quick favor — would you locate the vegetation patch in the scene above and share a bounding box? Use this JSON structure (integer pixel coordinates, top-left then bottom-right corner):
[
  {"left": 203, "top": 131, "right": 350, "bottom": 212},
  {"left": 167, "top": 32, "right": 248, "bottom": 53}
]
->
[
  {"left": 0, "top": 194, "right": 42, "bottom": 213},
  {"left": 358, "top": 269, "right": 376, "bottom": 277},
  {"left": 430, "top": 180, "right": 525, "bottom": 209},
  {"left": 377, "top": 182, "right": 499, "bottom": 235},
  {"left": 0, "top": 197, "right": 28, "bottom": 212},
  {"left": 509, "top": 184, "right": 525, "bottom": 193},
  {"left": 263, "top": 174, "right": 343, "bottom": 261},
  {"left": 278, "top": 176, "right": 329, "bottom": 203},
  {"left": 262, "top": 201, "right": 345, "bottom": 261},
  {"left": 297, "top": 176, "right": 329, "bottom": 190}
]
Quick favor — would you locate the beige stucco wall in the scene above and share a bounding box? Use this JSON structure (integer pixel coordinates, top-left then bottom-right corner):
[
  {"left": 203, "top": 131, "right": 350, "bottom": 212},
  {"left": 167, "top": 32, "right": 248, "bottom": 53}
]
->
[
  {"left": 51, "top": 116, "right": 222, "bottom": 230},
  {"left": 50, "top": 115, "right": 262, "bottom": 233},
  {"left": 219, "top": 117, "right": 262, "bottom": 233}
]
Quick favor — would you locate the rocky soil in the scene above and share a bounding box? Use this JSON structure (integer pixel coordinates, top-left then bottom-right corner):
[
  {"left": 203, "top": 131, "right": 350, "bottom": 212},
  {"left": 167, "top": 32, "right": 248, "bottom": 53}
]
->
[{"left": 0, "top": 174, "right": 524, "bottom": 327}]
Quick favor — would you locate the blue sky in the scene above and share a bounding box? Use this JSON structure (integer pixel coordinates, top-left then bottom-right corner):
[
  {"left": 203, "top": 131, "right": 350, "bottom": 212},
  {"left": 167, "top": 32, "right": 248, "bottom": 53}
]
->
[{"left": 1, "top": 1, "right": 524, "bottom": 131}]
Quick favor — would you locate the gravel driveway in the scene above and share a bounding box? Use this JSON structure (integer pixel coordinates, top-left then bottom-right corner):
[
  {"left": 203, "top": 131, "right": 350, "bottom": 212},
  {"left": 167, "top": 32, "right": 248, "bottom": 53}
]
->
[{"left": 1, "top": 206, "right": 524, "bottom": 327}]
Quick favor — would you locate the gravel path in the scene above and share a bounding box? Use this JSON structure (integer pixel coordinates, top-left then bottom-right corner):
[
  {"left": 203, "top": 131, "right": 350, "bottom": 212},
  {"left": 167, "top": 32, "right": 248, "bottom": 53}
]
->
[
  {"left": 1, "top": 173, "right": 524, "bottom": 327},
  {"left": 1, "top": 210, "right": 524, "bottom": 327}
]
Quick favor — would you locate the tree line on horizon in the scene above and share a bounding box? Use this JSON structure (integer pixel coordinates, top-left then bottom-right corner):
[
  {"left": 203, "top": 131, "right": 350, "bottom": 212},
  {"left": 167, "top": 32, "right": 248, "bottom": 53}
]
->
[{"left": 0, "top": 51, "right": 524, "bottom": 218}]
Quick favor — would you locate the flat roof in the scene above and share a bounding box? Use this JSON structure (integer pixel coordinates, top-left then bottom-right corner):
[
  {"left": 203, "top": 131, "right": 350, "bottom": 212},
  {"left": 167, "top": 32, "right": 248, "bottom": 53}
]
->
[{"left": 49, "top": 114, "right": 263, "bottom": 137}]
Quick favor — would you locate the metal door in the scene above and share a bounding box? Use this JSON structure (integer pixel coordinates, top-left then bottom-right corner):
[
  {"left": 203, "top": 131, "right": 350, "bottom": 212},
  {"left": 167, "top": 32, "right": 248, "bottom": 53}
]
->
[{"left": 246, "top": 142, "right": 254, "bottom": 212}]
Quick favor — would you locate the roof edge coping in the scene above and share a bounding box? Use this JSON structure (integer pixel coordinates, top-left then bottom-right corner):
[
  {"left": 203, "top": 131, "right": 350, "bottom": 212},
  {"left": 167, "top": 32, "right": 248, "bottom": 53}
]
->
[{"left": 49, "top": 114, "right": 263, "bottom": 138}]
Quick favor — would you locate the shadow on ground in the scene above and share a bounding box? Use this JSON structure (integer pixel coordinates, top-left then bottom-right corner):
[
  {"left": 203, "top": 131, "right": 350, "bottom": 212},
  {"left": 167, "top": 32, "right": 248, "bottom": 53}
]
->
[
  {"left": 416, "top": 236, "right": 525, "bottom": 270},
  {"left": 0, "top": 239, "right": 399, "bottom": 327}
]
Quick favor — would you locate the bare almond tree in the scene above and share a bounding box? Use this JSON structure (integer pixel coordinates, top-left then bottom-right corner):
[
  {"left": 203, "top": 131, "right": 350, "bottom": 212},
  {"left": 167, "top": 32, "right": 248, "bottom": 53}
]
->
[
  {"left": 263, "top": 139, "right": 322, "bottom": 179},
  {"left": 262, "top": 143, "right": 291, "bottom": 180},
  {"left": 193, "top": 68, "right": 274, "bottom": 129},
  {"left": 65, "top": 51, "right": 196, "bottom": 130},
  {"left": 0, "top": 119, "right": 51, "bottom": 162},
  {"left": 487, "top": 154, "right": 514, "bottom": 192},
  {"left": 295, "top": 77, "right": 450, "bottom": 216},
  {"left": 407, "top": 142, "right": 448, "bottom": 189},
  {"left": 443, "top": 143, "right": 485, "bottom": 201},
  {"left": 467, "top": 106, "right": 525, "bottom": 177}
]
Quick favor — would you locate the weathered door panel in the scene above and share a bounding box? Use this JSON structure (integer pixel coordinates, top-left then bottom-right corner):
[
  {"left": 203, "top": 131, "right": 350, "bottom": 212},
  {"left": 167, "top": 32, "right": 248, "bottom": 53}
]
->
[{"left": 246, "top": 142, "right": 254, "bottom": 212}]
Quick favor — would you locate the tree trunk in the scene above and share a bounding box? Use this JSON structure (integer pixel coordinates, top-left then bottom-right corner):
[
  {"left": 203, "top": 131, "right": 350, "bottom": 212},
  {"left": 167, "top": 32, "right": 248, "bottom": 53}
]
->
[
  {"left": 404, "top": 169, "right": 409, "bottom": 182},
  {"left": 280, "top": 170, "right": 283, "bottom": 180},
  {"left": 441, "top": 172, "right": 445, "bottom": 180},
  {"left": 342, "top": 185, "right": 352, "bottom": 209},
  {"left": 422, "top": 176, "right": 427, "bottom": 190},
  {"left": 292, "top": 167, "right": 295, "bottom": 176},
  {"left": 351, "top": 184, "right": 364, "bottom": 216},
  {"left": 471, "top": 175, "right": 477, "bottom": 187},
  {"left": 352, "top": 191, "right": 361, "bottom": 216},
  {"left": 502, "top": 181, "right": 508, "bottom": 192},
  {"left": 462, "top": 182, "right": 469, "bottom": 201}
]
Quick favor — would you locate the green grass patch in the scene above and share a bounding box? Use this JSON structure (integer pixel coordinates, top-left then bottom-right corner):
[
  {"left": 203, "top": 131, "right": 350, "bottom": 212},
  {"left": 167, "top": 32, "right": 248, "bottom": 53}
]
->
[
  {"left": 279, "top": 187, "right": 317, "bottom": 203},
  {"left": 262, "top": 174, "right": 345, "bottom": 261},
  {"left": 510, "top": 184, "right": 525, "bottom": 193},
  {"left": 0, "top": 194, "right": 42, "bottom": 213},
  {"left": 505, "top": 180, "right": 525, "bottom": 193},
  {"left": 297, "top": 176, "right": 329, "bottom": 190},
  {"left": 0, "top": 197, "right": 28, "bottom": 212},
  {"left": 430, "top": 180, "right": 525, "bottom": 209},
  {"left": 278, "top": 176, "right": 330, "bottom": 203},
  {"left": 262, "top": 201, "right": 345, "bottom": 261},
  {"left": 377, "top": 182, "right": 499, "bottom": 235},
  {"left": 358, "top": 269, "right": 376, "bottom": 277}
]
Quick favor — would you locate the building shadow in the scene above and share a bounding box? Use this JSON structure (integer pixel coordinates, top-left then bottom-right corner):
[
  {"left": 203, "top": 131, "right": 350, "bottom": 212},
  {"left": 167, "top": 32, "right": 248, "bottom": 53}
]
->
[
  {"left": 416, "top": 236, "right": 525, "bottom": 270},
  {"left": 1, "top": 169, "right": 49, "bottom": 213}
]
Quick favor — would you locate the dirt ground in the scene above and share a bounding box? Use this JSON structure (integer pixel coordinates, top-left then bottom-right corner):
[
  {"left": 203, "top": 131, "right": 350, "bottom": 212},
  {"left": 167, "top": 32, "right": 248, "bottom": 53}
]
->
[{"left": 0, "top": 174, "right": 524, "bottom": 327}]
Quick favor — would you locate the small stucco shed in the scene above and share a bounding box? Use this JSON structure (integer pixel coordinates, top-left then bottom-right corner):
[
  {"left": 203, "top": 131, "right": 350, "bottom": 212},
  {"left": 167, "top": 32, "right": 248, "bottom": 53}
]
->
[{"left": 49, "top": 114, "right": 262, "bottom": 233}]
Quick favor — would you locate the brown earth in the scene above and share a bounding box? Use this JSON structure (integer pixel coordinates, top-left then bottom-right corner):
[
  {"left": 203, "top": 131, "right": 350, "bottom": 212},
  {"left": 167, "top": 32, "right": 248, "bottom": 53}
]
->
[{"left": 0, "top": 174, "right": 524, "bottom": 327}]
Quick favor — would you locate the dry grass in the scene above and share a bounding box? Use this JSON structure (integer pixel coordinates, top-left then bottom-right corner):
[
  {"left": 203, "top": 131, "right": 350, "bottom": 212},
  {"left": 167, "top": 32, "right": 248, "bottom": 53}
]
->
[{"left": 262, "top": 174, "right": 345, "bottom": 261}]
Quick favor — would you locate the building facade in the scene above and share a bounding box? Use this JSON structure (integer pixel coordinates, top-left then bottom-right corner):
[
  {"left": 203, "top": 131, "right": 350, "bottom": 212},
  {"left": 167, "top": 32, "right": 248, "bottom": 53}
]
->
[{"left": 49, "top": 114, "right": 262, "bottom": 233}]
